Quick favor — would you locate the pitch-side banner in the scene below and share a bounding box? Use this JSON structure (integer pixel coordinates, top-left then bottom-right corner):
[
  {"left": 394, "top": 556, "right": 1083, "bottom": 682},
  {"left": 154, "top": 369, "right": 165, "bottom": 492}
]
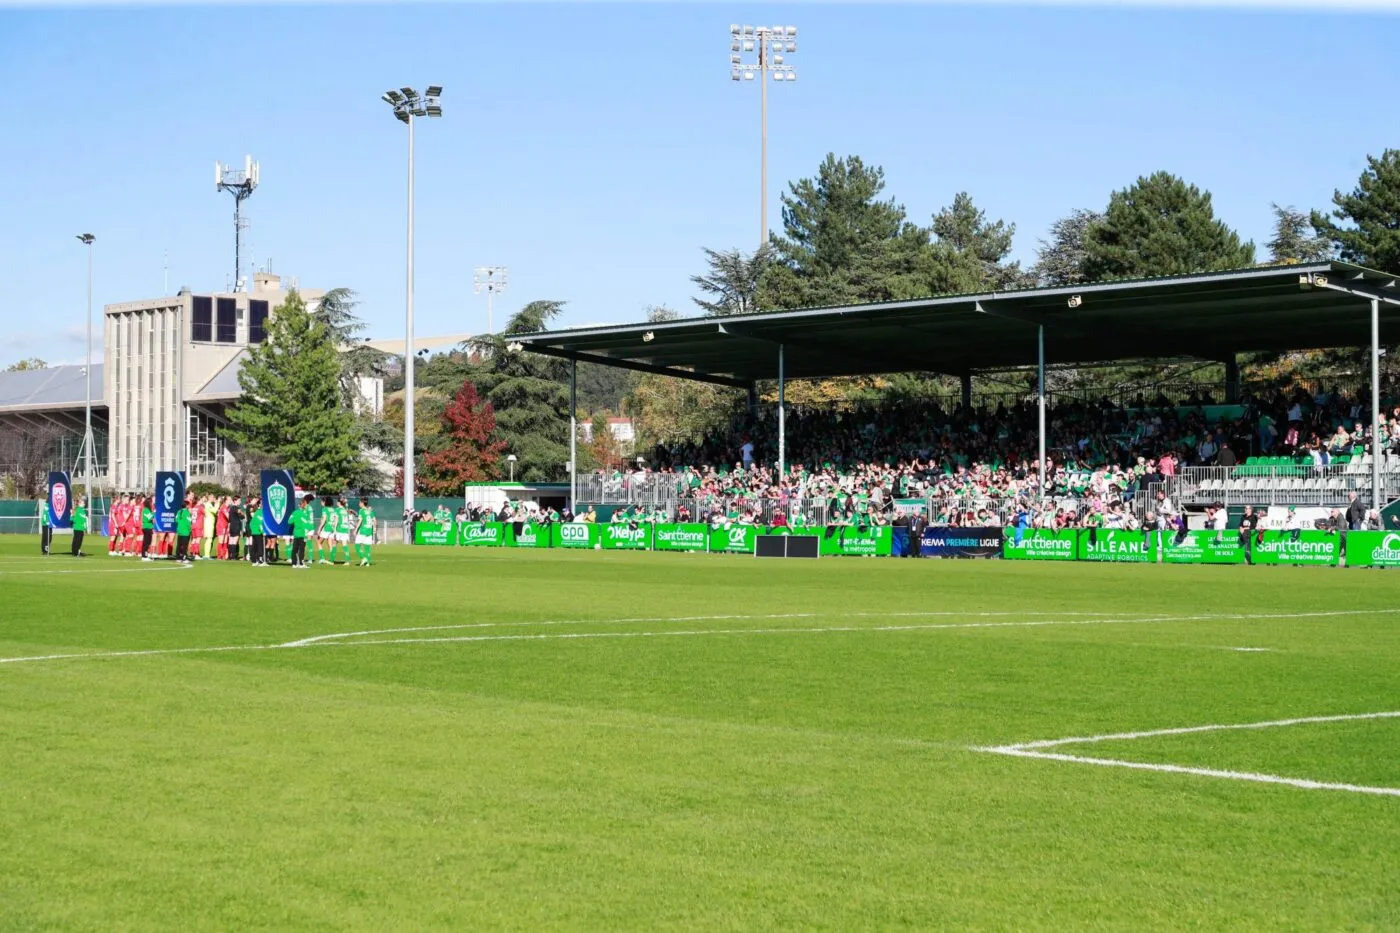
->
[
  {"left": 47, "top": 471, "right": 73, "bottom": 530},
  {"left": 153, "top": 471, "right": 186, "bottom": 533},
  {"left": 919, "top": 526, "right": 1003, "bottom": 558},
  {"left": 260, "top": 469, "right": 296, "bottom": 537}
]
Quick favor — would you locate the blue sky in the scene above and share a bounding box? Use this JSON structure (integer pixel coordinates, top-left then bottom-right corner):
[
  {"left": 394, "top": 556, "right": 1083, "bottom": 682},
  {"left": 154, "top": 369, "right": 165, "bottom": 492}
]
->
[{"left": 1, "top": 2, "right": 1397, "bottom": 366}]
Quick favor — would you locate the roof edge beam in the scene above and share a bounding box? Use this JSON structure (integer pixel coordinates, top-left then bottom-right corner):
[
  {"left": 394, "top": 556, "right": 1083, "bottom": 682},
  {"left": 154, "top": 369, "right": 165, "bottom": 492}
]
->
[
  {"left": 524, "top": 345, "right": 751, "bottom": 390},
  {"left": 717, "top": 323, "right": 955, "bottom": 378},
  {"left": 1308, "top": 273, "right": 1400, "bottom": 308}
]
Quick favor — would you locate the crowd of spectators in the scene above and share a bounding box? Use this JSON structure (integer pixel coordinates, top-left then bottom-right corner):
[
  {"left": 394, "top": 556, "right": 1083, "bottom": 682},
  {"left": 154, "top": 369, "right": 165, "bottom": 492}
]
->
[{"left": 585, "top": 380, "right": 1400, "bottom": 528}]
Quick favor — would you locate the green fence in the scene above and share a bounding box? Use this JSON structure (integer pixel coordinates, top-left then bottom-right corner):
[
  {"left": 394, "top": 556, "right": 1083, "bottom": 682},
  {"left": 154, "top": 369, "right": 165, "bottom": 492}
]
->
[{"left": 410, "top": 521, "right": 893, "bottom": 556}]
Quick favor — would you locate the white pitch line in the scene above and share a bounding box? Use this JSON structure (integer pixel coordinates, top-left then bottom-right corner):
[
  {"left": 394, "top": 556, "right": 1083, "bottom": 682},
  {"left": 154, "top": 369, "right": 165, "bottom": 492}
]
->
[
  {"left": 4, "top": 607, "right": 1399, "bottom": 668},
  {"left": 981, "top": 748, "right": 1400, "bottom": 798},
  {"left": 990, "top": 710, "right": 1400, "bottom": 751},
  {"left": 0, "top": 564, "right": 193, "bottom": 576}
]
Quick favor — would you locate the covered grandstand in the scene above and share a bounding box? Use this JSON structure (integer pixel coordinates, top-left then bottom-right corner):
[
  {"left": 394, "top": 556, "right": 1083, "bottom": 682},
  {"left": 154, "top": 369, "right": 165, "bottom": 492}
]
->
[{"left": 516, "top": 261, "right": 1400, "bottom": 514}]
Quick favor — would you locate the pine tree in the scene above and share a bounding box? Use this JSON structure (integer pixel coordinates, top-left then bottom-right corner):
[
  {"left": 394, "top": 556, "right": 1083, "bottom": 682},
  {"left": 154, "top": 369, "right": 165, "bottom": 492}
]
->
[
  {"left": 419, "top": 380, "right": 505, "bottom": 495},
  {"left": 1312, "top": 150, "right": 1400, "bottom": 274},
  {"left": 1081, "top": 171, "right": 1255, "bottom": 281},
  {"left": 928, "top": 192, "right": 1029, "bottom": 291},
  {"left": 1032, "top": 209, "right": 1104, "bottom": 285},
  {"left": 225, "top": 291, "right": 364, "bottom": 491},
  {"left": 691, "top": 245, "right": 775, "bottom": 316},
  {"left": 1267, "top": 204, "right": 1331, "bottom": 263}
]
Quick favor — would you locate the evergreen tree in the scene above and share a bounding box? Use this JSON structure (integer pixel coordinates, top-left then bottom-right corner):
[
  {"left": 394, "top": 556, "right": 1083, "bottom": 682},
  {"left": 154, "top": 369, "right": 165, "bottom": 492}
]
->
[
  {"left": 928, "top": 192, "right": 1029, "bottom": 291},
  {"left": 4, "top": 357, "right": 47, "bottom": 372},
  {"left": 1032, "top": 209, "right": 1104, "bottom": 285},
  {"left": 225, "top": 291, "right": 364, "bottom": 491},
  {"left": 469, "top": 300, "right": 571, "bottom": 482},
  {"left": 419, "top": 380, "right": 505, "bottom": 494},
  {"left": 1312, "top": 150, "right": 1400, "bottom": 274},
  {"left": 691, "top": 245, "right": 775, "bottom": 316},
  {"left": 1267, "top": 204, "right": 1331, "bottom": 263},
  {"left": 1081, "top": 171, "right": 1255, "bottom": 280},
  {"left": 312, "top": 287, "right": 390, "bottom": 410}
]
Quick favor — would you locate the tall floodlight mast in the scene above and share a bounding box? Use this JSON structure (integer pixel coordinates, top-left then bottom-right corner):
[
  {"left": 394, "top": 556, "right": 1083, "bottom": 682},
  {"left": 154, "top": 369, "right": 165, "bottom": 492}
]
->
[{"left": 729, "top": 24, "right": 797, "bottom": 246}]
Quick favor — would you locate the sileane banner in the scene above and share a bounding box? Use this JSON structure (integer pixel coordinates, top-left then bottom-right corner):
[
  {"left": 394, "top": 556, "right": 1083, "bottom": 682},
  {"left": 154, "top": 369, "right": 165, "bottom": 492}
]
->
[
  {"left": 1160, "top": 530, "right": 1246, "bottom": 565},
  {"left": 1002, "top": 528, "right": 1076, "bottom": 560},
  {"left": 1251, "top": 530, "right": 1341, "bottom": 566},
  {"left": 1344, "top": 531, "right": 1400, "bottom": 568},
  {"left": 819, "top": 525, "right": 892, "bottom": 556},
  {"left": 1077, "top": 529, "right": 1156, "bottom": 563},
  {"left": 414, "top": 520, "right": 454, "bottom": 546},
  {"left": 653, "top": 523, "right": 710, "bottom": 552}
]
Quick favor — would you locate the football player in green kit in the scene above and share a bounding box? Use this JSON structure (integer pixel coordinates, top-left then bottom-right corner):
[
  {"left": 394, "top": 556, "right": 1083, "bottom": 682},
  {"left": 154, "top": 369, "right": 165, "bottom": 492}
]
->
[{"left": 354, "top": 497, "right": 376, "bottom": 567}]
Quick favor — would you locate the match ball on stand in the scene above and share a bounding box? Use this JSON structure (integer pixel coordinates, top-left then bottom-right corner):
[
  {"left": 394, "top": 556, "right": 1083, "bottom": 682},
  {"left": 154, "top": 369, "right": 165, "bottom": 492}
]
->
[{"left": 594, "top": 542, "right": 601, "bottom": 550}]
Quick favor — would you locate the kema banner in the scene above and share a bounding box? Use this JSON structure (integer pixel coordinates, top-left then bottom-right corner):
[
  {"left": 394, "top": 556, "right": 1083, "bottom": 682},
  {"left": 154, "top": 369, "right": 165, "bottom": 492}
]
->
[
  {"left": 47, "top": 471, "right": 73, "bottom": 530},
  {"left": 153, "top": 471, "right": 186, "bottom": 533},
  {"left": 260, "top": 469, "right": 296, "bottom": 537}
]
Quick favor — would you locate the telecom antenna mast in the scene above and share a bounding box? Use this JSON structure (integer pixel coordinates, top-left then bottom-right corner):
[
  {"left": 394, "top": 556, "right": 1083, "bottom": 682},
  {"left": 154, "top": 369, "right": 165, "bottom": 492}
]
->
[{"left": 215, "top": 155, "right": 259, "bottom": 291}]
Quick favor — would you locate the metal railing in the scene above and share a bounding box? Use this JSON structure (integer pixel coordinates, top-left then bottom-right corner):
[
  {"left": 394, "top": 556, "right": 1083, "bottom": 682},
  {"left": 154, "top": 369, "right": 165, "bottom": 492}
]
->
[{"left": 1169, "top": 463, "right": 1400, "bottom": 509}]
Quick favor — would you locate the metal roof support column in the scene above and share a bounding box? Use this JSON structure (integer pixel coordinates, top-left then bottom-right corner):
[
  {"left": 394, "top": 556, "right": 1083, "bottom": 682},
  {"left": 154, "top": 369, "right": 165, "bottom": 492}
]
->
[
  {"left": 569, "top": 358, "right": 578, "bottom": 512},
  {"left": 747, "top": 384, "right": 758, "bottom": 419},
  {"left": 1372, "top": 298, "right": 1382, "bottom": 514},
  {"left": 960, "top": 373, "right": 972, "bottom": 410},
  {"left": 778, "top": 344, "right": 786, "bottom": 481},
  {"left": 1224, "top": 355, "right": 1240, "bottom": 404},
  {"left": 1038, "top": 326, "right": 1046, "bottom": 503}
]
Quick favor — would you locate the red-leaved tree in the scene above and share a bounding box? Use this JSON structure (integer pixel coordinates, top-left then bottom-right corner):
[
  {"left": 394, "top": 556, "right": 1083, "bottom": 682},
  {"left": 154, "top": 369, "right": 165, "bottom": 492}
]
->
[{"left": 419, "top": 380, "right": 506, "bottom": 495}]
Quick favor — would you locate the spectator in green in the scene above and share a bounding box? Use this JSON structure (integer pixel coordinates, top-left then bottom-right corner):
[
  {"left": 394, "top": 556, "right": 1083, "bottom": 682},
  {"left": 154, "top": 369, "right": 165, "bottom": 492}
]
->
[
  {"left": 38, "top": 488, "right": 51, "bottom": 556},
  {"left": 70, "top": 495, "right": 89, "bottom": 557},
  {"left": 290, "top": 494, "right": 316, "bottom": 569},
  {"left": 248, "top": 497, "right": 266, "bottom": 566},
  {"left": 140, "top": 497, "right": 154, "bottom": 560}
]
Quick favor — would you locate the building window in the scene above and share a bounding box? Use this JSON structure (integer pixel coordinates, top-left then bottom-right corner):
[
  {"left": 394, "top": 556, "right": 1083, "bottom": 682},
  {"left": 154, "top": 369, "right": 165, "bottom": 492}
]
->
[
  {"left": 216, "top": 298, "right": 237, "bottom": 343},
  {"left": 249, "top": 300, "right": 269, "bottom": 344},
  {"left": 192, "top": 296, "right": 213, "bottom": 342}
]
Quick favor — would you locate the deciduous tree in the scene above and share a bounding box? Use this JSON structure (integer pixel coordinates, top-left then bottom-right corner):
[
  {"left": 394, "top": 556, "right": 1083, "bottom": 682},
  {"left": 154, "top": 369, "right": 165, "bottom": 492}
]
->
[{"left": 419, "top": 380, "right": 506, "bottom": 494}]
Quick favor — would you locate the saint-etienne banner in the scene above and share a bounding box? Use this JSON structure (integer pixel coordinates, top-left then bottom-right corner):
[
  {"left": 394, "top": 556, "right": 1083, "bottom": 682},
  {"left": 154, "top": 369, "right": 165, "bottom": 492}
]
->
[
  {"left": 47, "top": 471, "right": 73, "bottom": 530},
  {"left": 260, "top": 469, "right": 296, "bottom": 536},
  {"left": 153, "top": 471, "right": 186, "bottom": 533}
]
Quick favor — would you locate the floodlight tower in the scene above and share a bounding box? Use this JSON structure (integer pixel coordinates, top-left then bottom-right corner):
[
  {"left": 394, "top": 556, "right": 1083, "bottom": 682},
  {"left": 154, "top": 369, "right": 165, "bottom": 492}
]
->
[
  {"left": 730, "top": 24, "right": 797, "bottom": 246},
  {"left": 473, "top": 266, "right": 508, "bottom": 334},
  {"left": 76, "top": 234, "right": 95, "bottom": 503},
  {"left": 381, "top": 85, "right": 443, "bottom": 516},
  {"left": 215, "top": 155, "right": 259, "bottom": 292}
]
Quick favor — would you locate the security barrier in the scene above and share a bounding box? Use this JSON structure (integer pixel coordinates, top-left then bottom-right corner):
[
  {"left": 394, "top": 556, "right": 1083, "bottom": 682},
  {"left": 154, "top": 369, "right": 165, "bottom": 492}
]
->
[{"left": 411, "top": 521, "right": 892, "bottom": 556}]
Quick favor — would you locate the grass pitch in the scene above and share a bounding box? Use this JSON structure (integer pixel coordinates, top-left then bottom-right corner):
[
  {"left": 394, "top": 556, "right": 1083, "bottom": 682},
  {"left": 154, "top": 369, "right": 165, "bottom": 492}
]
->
[{"left": 2, "top": 538, "right": 1399, "bottom": 930}]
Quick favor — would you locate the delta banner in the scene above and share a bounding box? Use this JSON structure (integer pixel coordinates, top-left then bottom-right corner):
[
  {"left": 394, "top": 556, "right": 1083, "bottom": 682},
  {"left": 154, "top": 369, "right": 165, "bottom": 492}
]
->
[
  {"left": 1002, "top": 528, "right": 1076, "bottom": 560},
  {"left": 47, "top": 471, "right": 73, "bottom": 530},
  {"left": 653, "top": 523, "right": 710, "bottom": 552},
  {"left": 1160, "top": 530, "right": 1247, "bottom": 565},
  {"left": 1344, "top": 531, "right": 1400, "bottom": 568},
  {"left": 1250, "top": 530, "right": 1341, "bottom": 566},
  {"left": 919, "top": 526, "right": 1003, "bottom": 559},
  {"left": 1077, "top": 529, "right": 1156, "bottom": 563},
  {"left": 820, "top": 525, "right": 892, "bottom": 556},
  {"left": 153, "top": 471, "right": 186, "bottom": 533},
  {"left": 260, "top": 469, "right": 296, "bottom": 537},
  {"left": 415, "top": 520, "right": 455, "bottom": 546}
]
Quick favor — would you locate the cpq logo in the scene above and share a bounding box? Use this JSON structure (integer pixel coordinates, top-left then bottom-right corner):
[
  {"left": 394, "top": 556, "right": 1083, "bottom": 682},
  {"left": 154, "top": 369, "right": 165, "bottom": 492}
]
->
[
  {"left": 560, "top": 523, "right": 589, "bottom": 542},
  {"left": 1372, "top": 533, "right": 1400, "bottom": 563},
  {"left": 162, "top": 479, "right": 177, "bottom": 509}
]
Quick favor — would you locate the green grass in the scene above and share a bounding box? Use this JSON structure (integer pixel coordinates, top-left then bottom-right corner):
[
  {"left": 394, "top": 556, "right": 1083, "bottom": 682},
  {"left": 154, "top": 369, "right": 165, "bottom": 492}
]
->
[{"left": 2, "top": 539, "right": 1399, "bottom": 930}]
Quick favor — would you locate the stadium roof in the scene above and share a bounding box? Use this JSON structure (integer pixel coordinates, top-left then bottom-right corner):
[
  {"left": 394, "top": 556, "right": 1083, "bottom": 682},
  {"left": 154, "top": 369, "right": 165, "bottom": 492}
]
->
[
  {"left": 0, "top": 364, "right": 103, "bottom": 413},
  {"left": 514, "top": 262, "right": 1400, "bottom": 388}
]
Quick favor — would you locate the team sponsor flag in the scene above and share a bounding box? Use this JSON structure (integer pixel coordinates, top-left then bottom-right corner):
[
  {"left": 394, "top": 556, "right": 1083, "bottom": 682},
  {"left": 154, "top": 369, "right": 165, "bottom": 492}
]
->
[
  {"left": 261, "top": 469, "right": 296, "bottom": 536},
  {"left": 153, "top": 471, "right": 186, "bottom": 533},
  {"left": 47, "top": 471, "right": 73, "bottom": 529}
]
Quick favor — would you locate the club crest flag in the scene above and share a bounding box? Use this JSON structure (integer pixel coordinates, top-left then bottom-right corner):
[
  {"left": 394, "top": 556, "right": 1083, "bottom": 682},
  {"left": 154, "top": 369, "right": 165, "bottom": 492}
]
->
[
  {"left": 153, "top": 471, "right": 186, "bottom": 533},
  {"left": 47, "top": 471, "right": 73, "bottom": 529},
  {"left": 261, "top": 469, "right": 295, "bottom": 536}
]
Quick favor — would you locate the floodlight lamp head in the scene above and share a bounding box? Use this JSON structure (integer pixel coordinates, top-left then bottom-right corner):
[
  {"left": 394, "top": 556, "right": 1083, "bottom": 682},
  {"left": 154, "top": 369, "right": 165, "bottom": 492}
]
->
[
  {"left": 742, "top": 39, "right": 753, "bottom": 52},
  {"left": 77, "top": 233, "right": 95, "bottom": 245},
  {"left": 729, "top": 23, "right": 739, "bottom": 34},
  {"left": 400, "top": 87, "right": 417, "bottom": 99},
  {"left": 642, "top": 331, "right": 655, "bottom": 342},
  {"left": 425, "top": 85, "right": 443, "bottom": 97},
  {"left": 731, "top": 69, "right": 741, "bottom": 81},
  {"left": 1067, "top": 295, "right": 1083, "bottom": 308},
  {"left": 395, "top": 111, "right": 410, "bottom": 124},
  {"left": 786, "top": 25, "right": 797, "bottom": 36},
  {"left": 730, "top": 40, "right": 740, "bottom": 51},
  {"left": 385, "top": 89, "right": 405, "bottom": 102},
  {"left": 507, "top": 342, "right": 524, "bottom": 354}
]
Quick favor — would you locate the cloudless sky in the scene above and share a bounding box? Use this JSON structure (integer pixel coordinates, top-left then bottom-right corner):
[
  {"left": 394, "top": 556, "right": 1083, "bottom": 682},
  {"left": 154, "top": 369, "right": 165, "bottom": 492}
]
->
[{"left": 1, "top": 1, "right": 1397, "bottom": 365}]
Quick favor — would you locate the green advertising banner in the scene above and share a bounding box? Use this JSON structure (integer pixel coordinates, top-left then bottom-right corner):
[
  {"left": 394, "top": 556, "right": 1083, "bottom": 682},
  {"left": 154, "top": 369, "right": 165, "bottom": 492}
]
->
[
  {"left": 1002, "top": 528, "right": 1077, "bottom": 561},
  {"left": 818, "top": 525, "right": 892, "bottom": 556},
  {"left": 709, "top": 525, "right": 759, "bottom": 554},
  {"left": 508, "top": 521, "right": 551, "bottom": 548},
  {"left": 457, "top": 521, "right": 506, "bottom": 547},
  {"left": 600, "top": 523, "right": 654, "bottom": 550},
  {"left": 1344, "top": 531, "right": 1400, "bottom": 568},
  {"left": 1078, "top": 529, "right": 1156, "bottom": 563},
  {"left": 1251, "top": 530, "right": 1341, "bottom": 566},
  {"left": 553, "top": 522, "right": 600, "bottom": 549},
  {"left": 1157, "top": 530, "right": 1245, "bottom": 565},
  {"left": 653, "top": 523, "right": 710, "bottom": 552},
  {"left": 414, "top": 520, "right": 455, "bottom": 546}
]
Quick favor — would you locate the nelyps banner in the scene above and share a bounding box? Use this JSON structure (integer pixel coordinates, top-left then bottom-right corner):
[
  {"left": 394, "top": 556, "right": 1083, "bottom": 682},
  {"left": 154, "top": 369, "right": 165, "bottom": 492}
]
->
[
  {"left": 47, "top": 471, "right": 73, "bottom": 530},
  {"left": 153, "top": 471, "right": 186, "bottom": 533},
  {"left": 919, "top": 526, "right": 1003, "bottom": 558},
  {"left": 260, "top": 469, "right": 296, "bottom": 536},
  {"left": 601, "top": 523, "right": 653, "bottom": 550}
]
